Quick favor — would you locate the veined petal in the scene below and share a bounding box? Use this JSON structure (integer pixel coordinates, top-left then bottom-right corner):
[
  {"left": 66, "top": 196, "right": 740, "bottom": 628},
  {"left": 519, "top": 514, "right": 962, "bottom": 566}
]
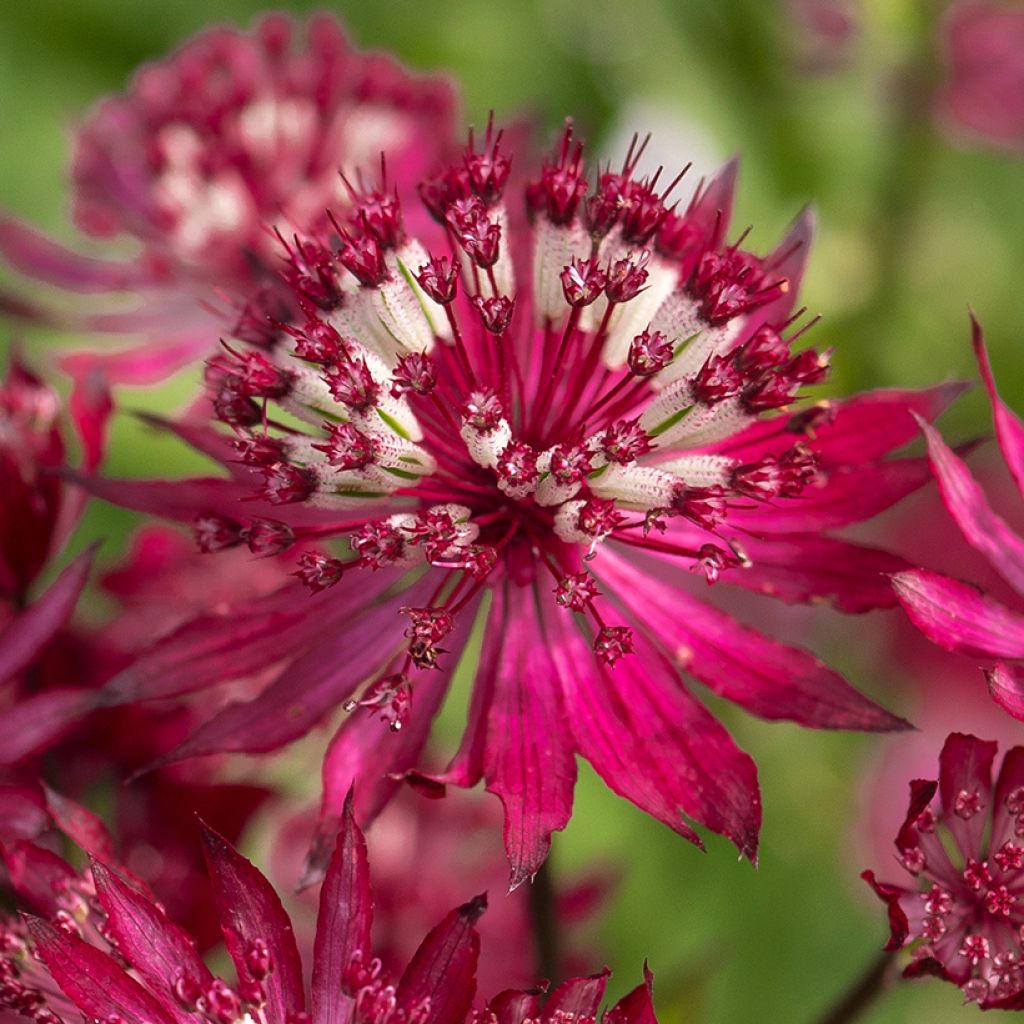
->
[
  {"left": 938, "top": 732, "right": 997, "bottom": 857},
  {"left": 42, "top": 786, "right": 117, "bottom": 865},
  {"left": 973, "top": 315, "right": 1024, "bottom": 493},
  {"left": 543, "top": 969, "right": 610, "bottom": 1019},
  {"left": 28, "top": 918, "right": 183, "bottom": 1024},
  {"left": 918, "top": 412, "right": 1024, "bottom": 594},
  {"left": 0, "top": 547, "right": 93, "bottom": 684},
  {"left": 0, "top": 688, "right": 97, "bottom": 765},
  {"left": 312, "top": 792, "right": 372, "bottom": 1024},
  {"left": 395, "top": 895, "right": 485, "bottom": 1024},
  {"left": 987, "top": 662, "right": 1024, "bottom": 723},
  {"left": 893, "top": 569, "right": 1024, "bottom": 661},
  {"left": 200, "top": 823, "right": 305, "bottom": 1023},
  {"left": 2, "top": 841, "right": 78, "bottom": 915},
  {"left": 91, "top": 859, "right": 214, "bottom": 1005},
  {"left": 599, "top": 551, "right": 907, "bottom": 731},
  {"left": 606, "top": 964, "right": 658, "bottom": 1024},
  {"left": 483, "top": 581, "right": 577, "bottom": 888}
]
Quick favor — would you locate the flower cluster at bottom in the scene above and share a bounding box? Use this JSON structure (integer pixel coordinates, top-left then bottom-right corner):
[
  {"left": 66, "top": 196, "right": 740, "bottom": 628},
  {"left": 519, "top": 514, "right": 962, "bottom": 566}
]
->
[{"left": 0, "top": 793, "right": 655, "bottom": 1024}]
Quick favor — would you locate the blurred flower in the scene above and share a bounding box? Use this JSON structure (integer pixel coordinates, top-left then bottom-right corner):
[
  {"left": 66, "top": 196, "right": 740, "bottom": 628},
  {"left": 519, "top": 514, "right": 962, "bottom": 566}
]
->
[
  {"left": 0, "top": 13, "right": 458, "bottom": 383},
  {"left": 78, "top": 118, "right": 941, "bottom": 886},
  {"left": 786, "top": 0, "right": 860, "bottom": 75},
  {"left": 272, "top": 786, "right": 611, "bottom": 992},
  {"left": 863, "top": 732, "right": 1024, "bottom": 1008},
  {"left": 892, "top": 319, "right": 1024, "bottom": 722},
  {"left": 937, "top": 1, "right": 1024, "bottom": 152},
  {"left": 1, "top": 793, "right": 659, "bottom": 1024}
]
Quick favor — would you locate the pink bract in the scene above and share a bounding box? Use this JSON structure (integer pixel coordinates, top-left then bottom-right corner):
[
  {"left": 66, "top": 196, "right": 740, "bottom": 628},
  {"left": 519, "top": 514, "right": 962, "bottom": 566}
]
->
[
  {"left": 863, "top": 732, "right": 1024, "bottom": 1009},
  {"left": 0, "top": 13, "right": 458, "bottom": 384},
  {"left": 72, "top": 118, "right": 943, "bottom": 885},
  {"left": 892, "top": 318, "right": 1024, "bottom": 722},
  {"left": 0, "top": 793, "right": 659, "bottom": 1024}
]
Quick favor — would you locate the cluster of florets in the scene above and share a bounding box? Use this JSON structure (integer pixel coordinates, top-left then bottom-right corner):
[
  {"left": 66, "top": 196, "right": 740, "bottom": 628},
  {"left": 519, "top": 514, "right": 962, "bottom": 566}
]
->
[{"left": 197, "top": 118, "right": 827, "bottom": 683}]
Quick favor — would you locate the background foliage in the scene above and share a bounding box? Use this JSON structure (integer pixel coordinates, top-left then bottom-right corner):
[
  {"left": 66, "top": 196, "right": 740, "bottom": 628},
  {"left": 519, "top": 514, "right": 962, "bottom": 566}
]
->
[{"left": 1, "top": 1, "right": 1021, "bottom": 1020}]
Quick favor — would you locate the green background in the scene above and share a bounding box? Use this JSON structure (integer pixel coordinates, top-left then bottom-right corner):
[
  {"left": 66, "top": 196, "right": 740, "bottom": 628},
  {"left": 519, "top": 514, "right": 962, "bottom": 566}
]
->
[{"left": 2, "top": 0, "right": 1023, "bottom": 1020}]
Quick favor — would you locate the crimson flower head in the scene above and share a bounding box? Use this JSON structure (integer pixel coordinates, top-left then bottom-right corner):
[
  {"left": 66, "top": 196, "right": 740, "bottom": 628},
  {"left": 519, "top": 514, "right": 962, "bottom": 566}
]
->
[
  {"left": 84, "top": 118, "right": 946, "bottom": 886},
  {"left": 863, "top": 733, "right": 1024, "bottom": 1009},
  {"left": 0, "top": 793, "right": 659, "bottom": 1024},
  {"left": 0, "top": 13, "right": 457, "bottom": 382},
  {"left": 892, "top": 319, "right": 1024, "bottom": 722}
]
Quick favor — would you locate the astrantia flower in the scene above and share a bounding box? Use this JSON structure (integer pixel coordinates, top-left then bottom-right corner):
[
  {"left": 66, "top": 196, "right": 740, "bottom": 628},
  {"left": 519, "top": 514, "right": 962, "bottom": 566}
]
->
[
  {"left": 937, "top": 2, "right": 1024, "bottom": 152},
  {"left": 0, "top": 13, "right": 457, "bottom": 382},
  {"left": 1, "top": 794, "right": 660, "bottom": 1024},
  {"left": 892, "top": 319, "right": 1024, "bottom": 722},
  {"left": 863, "top": 732, "right": 1024, "bottom": 1009},
  {"left": 83, "top": 120, "right": 946, "bottom": 885}
]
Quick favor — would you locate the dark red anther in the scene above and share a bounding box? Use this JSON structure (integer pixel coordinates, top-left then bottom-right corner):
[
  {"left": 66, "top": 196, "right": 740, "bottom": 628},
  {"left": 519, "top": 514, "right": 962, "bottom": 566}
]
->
[
  {"left": 735, "top": 325, "right": 790, "bottom": 372},
  {"left": 259, "top": 462, "right": 317, "bottom": 504},
  {"left": 585, "top": 172, "right": 626, "bottom": 239},
  {"left": 445, "top": 198, "right": 501, "bottom": 268},
  {"left": 294, "top": 551, "right": 345, "bottom": 593},
  {"left": 692, "top": 543, "right": 740, "bottom": 585},
  {"left": 670, "top": 485, "right": 727, "bottom": 531},
  {"left": 418, "top": 165, "right": 472, "bottom": 223},
  {"left": 628, "top": 329, "right": 673, "bottom": 377},
  {"left": 194, "top": 513, "right": 245, "bottom": 553},
  {"left": 463, "top": 115, "right": 511, "bottom": 204},
  {"left": 348, "top": 185, "right": 405, "bottom": 250},
  {"left": 463, "top": 544, "right": 498, "bottom": 579},
  {"left": 243, "top": 518, "right": 295, "bottom": 556},
  {"left": 461, "top": 388, "right": 504, "bottom": 431},
  {"left": 600, "top": 418, "right": 651, "bottom": 465},
  {"left": 244, "top": 939, "right": 272, "bottom": 981},
  {"left": 549, "top": 442, "right": 593, "bottom": 484},
  {"left": 554, "top": 571, "right": 599, "bottom": 610},
  {"left": 209, "top": 347, "right": 293, "bottom": 400},
  {"left": 232, "top": 433, "right": 288, "bottom": 467},
  {"left": 323, "top": 357, "right": 381, "bottom": 412},
  {"left": 238, "top": 979, "right": 267, "bottom": 1009},
  {"left": 231, "top": 286, "right": 289, "bottom": 348},
  {"left": 474, "top": 294, "right": 515, "bottom": 335},
  {"left": 344, "top": 674, "right": 412, "bottom": 731},
  {"left": 314, "top": 422, "right": 380, "bottom": 470},
  {"left": 392, "top": 352, "right": 438, "bottom": 397},
  {"left": 731, "top": 447, "right": 817, "bottom": 500},
  {"left": 593, "top": 624, "right": 634, "bottom": 665},
  {"left": 692, "top": 353, "right": 744, "bottom": 406},
  {"left": 415, "top": 255, "right": 458, "bottom": 305},
  {"left": 288, "top": 317, "right": 347, "bottom": 364},
  {"left": 280, "top": 236, "right": 345, "bottom": 310},
  {"left": 403, "top": 607, "right": 455, "bottom": 643},
  {"left": 577, "top": 498, "right": 624, "bottom": 537},
  {"left": 337, "top": 232, "right": 388, "bottom": 287},
  {"left": 560, "top": 257, "right": 607, "bottom": 309},
  {"left": 496, "top": 440, "right": 539, "bottom": 490},
  {"left": 605, "top": 251, "right": 650, "bottom": 304},
  {"left": 525, "top": 122, "right": 588, "bottom": 225},
  {"left": 351, "top": 521, "right": 405, "bottom": 568},
  {"left": 204, "top": 980, "right": 242, "bottom": 1024}
]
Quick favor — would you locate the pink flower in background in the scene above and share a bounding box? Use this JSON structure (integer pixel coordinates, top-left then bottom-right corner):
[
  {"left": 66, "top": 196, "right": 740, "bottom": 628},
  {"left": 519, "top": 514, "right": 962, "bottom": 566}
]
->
[
  {"left": 892, "top": 319, "right": 1024, "bottom": 721},
  {"left": 72, "top": 120, "right": 948, "bottom": 886},
  {"left": 937, "top": 2, "right": 1024, "bottom": 152},
  {"left": 1, "top": 794, "right": 659, "bottom": 1024},
  {"left": 0, "top": 13, "right": 458, "bottom": 383},
  {"left": 272, "top": 787, "right": 610, "bottom": 993},
  {"left": 863, "top": 733, "right": 1024, "bottom": 1008}
]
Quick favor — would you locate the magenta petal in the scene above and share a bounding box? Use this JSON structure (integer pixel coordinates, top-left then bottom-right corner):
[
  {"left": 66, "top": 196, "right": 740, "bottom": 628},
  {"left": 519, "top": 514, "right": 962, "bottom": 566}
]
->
[
  {"left": 0, "top": 547, "right": 93, "bottom": 683},
  {"left": 0, "top": 688, "right": 97, "bottom": 764},
  {"left": 939, "top": 732, "right": 997, "bottom": 857},
  {"left": 918, "top": 413, "right": 1024, "bottom": 594},
  {"left": 600, "top": 552, "right": 906, "bottom": 731},
  {"left": 1, "top": 841, "right": 78, "bottom": 914},
  {"left": 717, "top": 532, "right": 910, "bottom": 612},
  {"left": 91, "top": 859, "right": 214, "bottom": 1003},
  {"left": 0, "top": 216, "right": 156, "bottom": 291},
  {"left": 991, "top": 745, "right": 1024, "bottom": 850},
  {"left": 607, "top": 964, "right": 658, "bottom": 1024},
  {"left": 747, "top": 205, "right": 814, "bottom": 329},
  {"left": 730, "top": 456, "right": 935, "bottom": 533},
  {"left": 312, "top": 793, "right": 372, "bottom": 1024},
  {"left": 713, "top": 383, "right": 967, "bottom": 464},
  {"left": 42, "top": 785, "right": 117, "bottom": 865},
  {"left": 987, "top": 662, "right": 1024, "bottom": 722},
  {"left": 973, "top": 316, "right": 1024, "bottom": 493},
  {"left": 200, "top": 824, "right": 305, "bottom": 1023},
  {"left": 0, "top": 785, "right": 48, "bottom": 842},
  {"left": 543, "top": 970, "right": 611, "bottom": 1019},
  {"left": 860, "top": 870, "right": 912, "bottom": 952},
  {"left": 687, "top": 157, "right": 738, "bottom": 248},
  {"left": 61, "top": 334, "right": 213, "bottom": 386},
  {"left": 27, "top": 917, "right": 181, "bottom": 1024},
  {"left": 483, "top": 583, "right": 577, "bottom": 887},
  {"left": 486, "top": 989, "right": 544, "bottom": 1024},
  {"left": 153, "top": 576, "right": 427, "bottom": 761},
  {"left": 892, "top": 569, "right": 1024, "bottom": 661},
  {"left": 395, "top": 895, "right": 485, "bottom": 1024}
]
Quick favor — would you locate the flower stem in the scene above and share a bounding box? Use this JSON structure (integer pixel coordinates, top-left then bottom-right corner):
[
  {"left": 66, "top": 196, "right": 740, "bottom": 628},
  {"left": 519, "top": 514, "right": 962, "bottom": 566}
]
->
[
  {"left": 812, "top": 951, "right": 894, "bottom": 1024},
  {"left": 528, "top": 859, "right": 560, "bottom": 982}
]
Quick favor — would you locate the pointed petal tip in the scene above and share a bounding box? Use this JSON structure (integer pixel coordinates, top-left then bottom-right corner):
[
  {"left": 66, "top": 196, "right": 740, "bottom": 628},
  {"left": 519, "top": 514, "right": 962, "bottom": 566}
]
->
[{"left": 460, "top": 893, "right": 488, "bottom": 923}]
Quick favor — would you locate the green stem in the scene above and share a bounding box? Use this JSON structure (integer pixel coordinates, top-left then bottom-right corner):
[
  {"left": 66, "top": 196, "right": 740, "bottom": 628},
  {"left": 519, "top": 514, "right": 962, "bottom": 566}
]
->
[{"left": 812, "top": 951, "right": 894, "bottom": 1024}]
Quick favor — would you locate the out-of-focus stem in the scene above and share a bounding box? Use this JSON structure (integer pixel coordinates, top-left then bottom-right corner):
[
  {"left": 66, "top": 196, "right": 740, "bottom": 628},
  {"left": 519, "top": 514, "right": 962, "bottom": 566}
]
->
[
  {"left": 528, "top": 858, "right": 560, "bottom": 982},
  {"left": 812, "top": 951, "right": 894, "bottom": 1024}
]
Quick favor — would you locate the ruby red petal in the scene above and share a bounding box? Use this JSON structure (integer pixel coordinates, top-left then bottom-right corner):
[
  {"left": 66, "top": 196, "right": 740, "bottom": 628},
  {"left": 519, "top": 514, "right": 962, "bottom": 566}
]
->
[
  {"left": 939, "top": 731, "right": 997, "bottom": 857},
  {"left": 988, "top": 662, "right": 1024, "bottom": 722},
  {"left": 893, "top": 568, "right": 1024, "bottom": 661}
]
